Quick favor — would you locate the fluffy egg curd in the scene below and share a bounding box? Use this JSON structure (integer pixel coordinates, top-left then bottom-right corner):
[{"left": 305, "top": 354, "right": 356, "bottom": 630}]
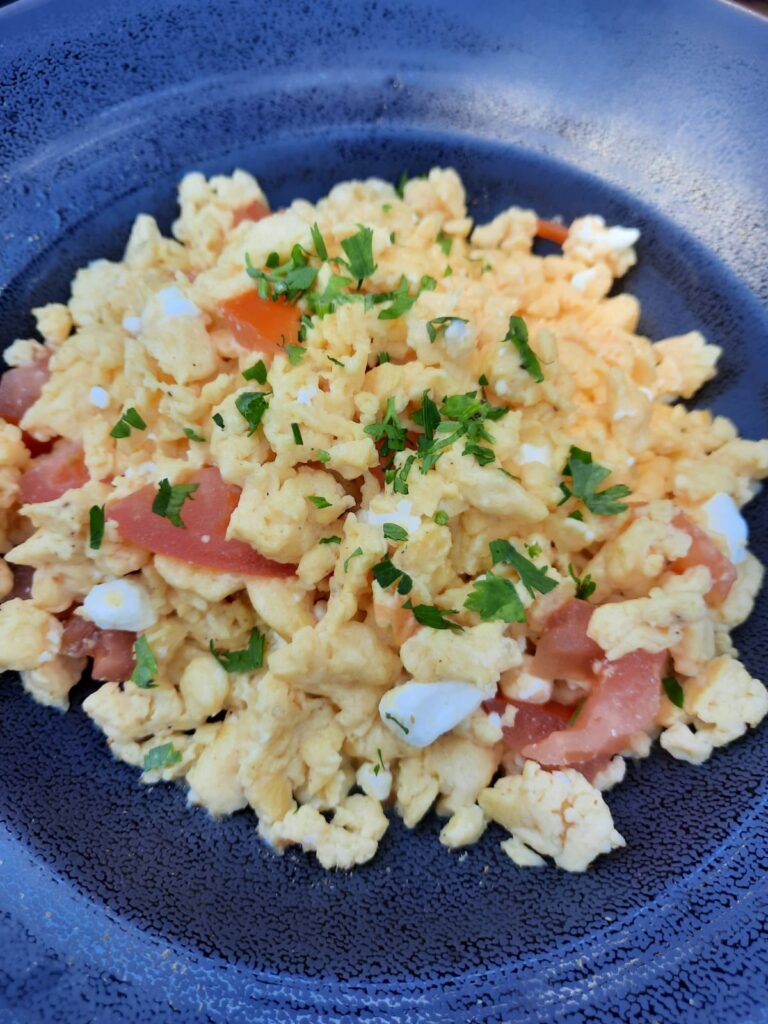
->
[{"left": 0, "top": 167, "right": 766, "bottom": 872}]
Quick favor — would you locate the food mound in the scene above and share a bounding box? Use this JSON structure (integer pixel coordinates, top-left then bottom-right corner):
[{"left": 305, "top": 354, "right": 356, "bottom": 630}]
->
[{"left": 0, "top": 167, "right": 765, "bottom": 872}]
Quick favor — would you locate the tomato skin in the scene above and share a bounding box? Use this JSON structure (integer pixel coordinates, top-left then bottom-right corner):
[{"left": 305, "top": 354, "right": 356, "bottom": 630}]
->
[
  {"left": 231, "top": 200, "right": 270, "bottom": 227},
  {"left": 108, "top": 466, "right": 295, "bottom": 576},
  {"left": 671, "top": 512, "right": 736, "bottom": 605},
  {"left": 219, "top": 290, "right": 300, "bottom": 354},
  {"left": 0, "top": 364, "right": 50, "bottom": 425},
  {"left": 18, "top": 440, "right": 89, "bottom": 504}
]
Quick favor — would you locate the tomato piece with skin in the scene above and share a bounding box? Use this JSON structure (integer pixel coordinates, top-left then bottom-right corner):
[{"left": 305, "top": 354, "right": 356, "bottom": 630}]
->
[
  {"left": 536, "top": 218, "right": 569, "bottom": 245},
  {"left": 1, "top": 563, "right": 34, "bottom": 603},
  {"left": 231, "top": 199, "right": 270, "bottom": 227},
  {"left": 671, "top": 511, "right": 736, "bottom": 605},
  {"left": 18, "top": 439, "right": 89, "bottom": 504},
  {"left": 0, "top": 363, "right": 50, "bottom": 425},
  {"left": 219, "top": 290, "right": 301, "bottom": 354},
  {"left": 61, "top": 615, "right": 137, "bottom": 681},
  {"left": 531, "top": 598, "right": 603, "bottom": 683},
  {"left": 522, "top": 649, "right": 666, "bottom": 766},
  {"left": 108, "top": 466, "right": 295, "bottom": 576}
]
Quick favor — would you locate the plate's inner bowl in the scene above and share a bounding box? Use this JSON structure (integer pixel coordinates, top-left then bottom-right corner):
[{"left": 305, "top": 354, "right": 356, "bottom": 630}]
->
[{"left": 1, "top": 125, "right": 767, "bottom": 998}]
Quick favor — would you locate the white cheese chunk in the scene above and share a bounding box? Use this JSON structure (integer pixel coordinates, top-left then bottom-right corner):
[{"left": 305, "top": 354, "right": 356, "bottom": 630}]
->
[
  {"left": 122, "top": 315, "right": 142, "bottom": 334},
  {"left": 518, "top": 443, "right": 551, "bottom": 466},
  {"left": 701, "top": 492, "right": 748, "bottom": 564},
  {"left": 296, "top": 385, "right": 318, "bottom": 406},
  {"left": 83, "top": 579, "right": 157, "bottom": 632},
  {"left": 356, "top": 762, "right": 392, "bottom": 801},
  {"left": 379, "top": 680, "right": 485, "bottom": 748},
  {"left": 88, "top": 386, "right": 110, "bottom": 409},
  {"left": 157, "top": 285, "right": 200, "bottom": 318}
]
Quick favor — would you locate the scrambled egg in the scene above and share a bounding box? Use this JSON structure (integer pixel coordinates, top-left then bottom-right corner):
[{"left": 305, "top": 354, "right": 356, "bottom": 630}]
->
[{"left": 1, "top": 167, "right": 766, "bottom": 873}]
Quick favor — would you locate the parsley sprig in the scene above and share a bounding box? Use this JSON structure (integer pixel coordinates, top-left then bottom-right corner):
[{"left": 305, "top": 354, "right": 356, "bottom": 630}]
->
[
  {"left": 489, "top": 539, "right": 558, "bottom": 597},
  {"left": 372, "top": 556, "right": 413, "bottom": 595},
  {"left": 131, "top": 635, "right": 158, "bottom": 688},
  {"left": 559, "top": 446, "right": 631, "bottom": 516},
  {"left": 209, "top": 628, "right": 265, "bottom": 673},
  {"left": 245, "top": 245, "right": 317, "bottom": 303},
  {"left": 568, "top": 563, "right": 596, "bottom": 600},
  {"left": 152, "top": 479, "right": 199, "bottom": 528},
  {"left": 110, "top": 407, "right": 146, "bottom": 439},
  {"left": 403, "top": 599, "right": 463, "bottom": 631},
  {"left": 502, "top": 316, "right": 543, "bottom": 382},
  {"left": 465, "top": 572, "right": 526, "bottom": 623}
]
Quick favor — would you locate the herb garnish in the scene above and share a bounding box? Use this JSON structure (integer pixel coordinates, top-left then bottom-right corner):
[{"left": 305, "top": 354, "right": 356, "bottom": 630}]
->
[
  {"left": 143, "top": 743, "right": 181, "bottom": 771},
  {"left": 502, "top": 316, "right": 543, "bottom": 383},
  {"left": 151, "top": 479, "right": 199, "bottom": 528},
  {"left": 426, "top": 316, "right": 468, "bottom": 344},
  {"left": 209, "top": 628, "right": 265, "bottom": 673},
  {"left": 372, "top": 556, "right": 413, "bottom": 595},
  {"left": 568, "top": 563, "right": 596, "bottom": 600},
  {"left": 242, "top": 359, "right": 268, "bottom": 384},
  {"left": 131, "top": 635, "right": 158, "bottom": 688},
  {"left": 110, "top": 406, "right": 146, "bottom": 439},
  {"left": 662, "top": 675, "right": 685, "bottom": 709},
  {"left": 235, "top": 392, "right": 269, "bottom": 435},
  {"left": 403, "top": 599, "right": 463, "bottom": 631},
  {"left": 88, "top": 505, "right": 105, "bottom": 550},
  {"left": 489, "top": 539, "right": 558, "bottom": 597},
  {"left": 559, "top": 445, "right": 631, "bottom": 515},
  {"left": 465, "top": 572, "right": 526, "bottom": 623},
  {"left": 382, "top": 522, "right": 409, "bottom": 542}
]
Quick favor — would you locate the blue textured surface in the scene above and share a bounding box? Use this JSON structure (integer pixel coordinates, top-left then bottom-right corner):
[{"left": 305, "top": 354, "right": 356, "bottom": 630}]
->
[{"left": 1, "top": 0, "right": 768, "bottom": 1021}]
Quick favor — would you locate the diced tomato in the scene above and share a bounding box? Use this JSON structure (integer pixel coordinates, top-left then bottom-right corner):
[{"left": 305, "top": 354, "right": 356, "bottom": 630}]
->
[
  {"left": 22, "top": 433, "right": 55, "bottom": 458},
  {"left": 522, "top": 649, "right": 666, "bottom": 766},
  {"left": 536, "top": 218, "right": 569, "bottom": 245},
  {"left": 0, "top": 363, "right": 50, "bottom": 425},
  {"left": 61, "top": 615, "right": 136, "bottom": 681},
  {"left": 219, "top": 290, "right": 301, "bottom": 354},
  {"left": 671, "top": 512, "right": 736, "bottom": 605},
  {"left": 531, "top": 598, "right": 603, "bottom": 683},
  {"left": 18, "top": 439, "right": 89, "bottom": 504},
  {"left": 92, "top": 630, "right": 137, "bottom": 681},
  {"left": 108, "top": 465, "right": 294, "bottom": 576},
  {"left": 1, "top": 563, "right": 34, "bottom": 602},
  {"left": 496, "top": 699, "right": 574, "bottom": 755},
  {"left": 231, "top": 200, "right": 270, "bottom": 227}
]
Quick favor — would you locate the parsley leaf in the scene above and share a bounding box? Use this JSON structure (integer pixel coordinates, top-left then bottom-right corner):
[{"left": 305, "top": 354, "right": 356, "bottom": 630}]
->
[
  {"left": 245, "top": 247, "right": 317, "bottom": 303},
  {"left": 377, "top": 276, "right": 419, "bottom": 320},
  {"left": 383, "top": 522, "right": 409, "bottom": 542},
  {"left": 363, "top": 397, "right": 408, "bottom": 468},
  {"left": 307, "top": 495, "right": 332, "bottom": 509},
  {"left": 212, "top": 412, "right": 225, "bottom": 429},
  {"left": 88, "top": 505, "right": 105, "bottom": 550},
  {"left": 478, "top": 374, "right": 489, "bottom": 387},
  {"left": 209, "top": 628, "right": 265, "bottom": 673},
  {"left": 560, "top": 445, "right": 631, "bottom": 515},
  {"left": 110, "top": 406, "right": 146, "bottom": 439},
  {"left": 377, "top": 352, "right": 391, "bottom": 364},
  {"left": 436, "top": 230, "right": 453, "bottom": 256},
  {"left": 434, "top": 510, "right": 449, "bottom": 526},
  {"left": 525, "top": 542, "right": 542, "bottom": 559},
  {"left": 502, "top": 315, "right": 544, "bottom": 382},
  {"left": 326, "top": 354, "right": 345, "bottom": 368},
  {"left": 151, "top": 479, "right": 199, "bottom": 528},
  {"left": 184, "top": 427, "right": 205, "bottom": 442},
  {"left": 395, "top": 170, "right": 409, "bottom": 198},
  {"left": 343, "top": 547, "right": 364, "bottom": 573},
  {"left": 662, "top": 675, "right": 685, "bottom": 709},
  {"left": 426, "top": 316, "right": 468, "bottom": 344},
  {"left": 390, "top": 454, "right": 416, "bottom": 495},
  {"left": 131, "top": 635, "right": 158, "bottom": 688},
  {"left": 319, "top": 535, "right": 341, "bottom": 545},
  {"left": 316, "top": 449, "right": 331, "bottom": 463},
  {"left": 489, "top": 539, "right": 558, "bottom": 597},
  {"left": 464, "top": 572, "right": 526, "bottom": 623},
  {"left": 336, "top": 226, "right": 376, "bottom": 286},
  {"left": 568, "top": 563, "right": 596, "bottom": 600},
  {"left": 285, "top": 344, "right": 306, "bottom": 366},
  {"left": 143, "top": 742, "right": 181, "bottom": 771},
  {"left": 403, "top": 599, "right": 463, "bottom": 631},
  {"left": 372, "top": 556, "right": 413, "bottom": 595},
  {"left": 310, "top": 222, "right": 328, "bottom": 261},
  {"left": 242, "top": 359, "right": 267, "bottom": 384},
  {"left": 291, "top": 422, "right": 303, "bottom": 445},
  {"left": 235, "top": 391, "right": 269, "bottom": 435},
  {"left": 444, "top": 265, "right": 453, "bottom": 277},
  {"left": 373, "top": 748, "right": 386, "bottom": 775}
]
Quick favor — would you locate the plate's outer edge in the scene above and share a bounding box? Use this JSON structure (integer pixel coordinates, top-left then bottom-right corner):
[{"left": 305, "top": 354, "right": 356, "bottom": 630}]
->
[{"left": 1, "top": 1, "right": 768, "bottom": 1022}]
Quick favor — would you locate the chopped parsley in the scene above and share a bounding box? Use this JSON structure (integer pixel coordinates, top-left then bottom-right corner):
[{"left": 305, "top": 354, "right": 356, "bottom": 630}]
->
[
  {"left": 88, "top": 505, "right": 105, "bottom": 550},
  {"left": 319, "top": 535, "right": 341, "bottom": 545},
  {"left": 110, "top": 406, "right": 146, "bottom": 439},
  {"left": 443, "top": 265, "right": 453, "bottom": 277},
  {"left": 385, "top": 711, "right": 410, "bottom": 734},
  {"left": 478, "top": 374, "right": 489, "bottom": 387},
  {"left": 343, "top": 547, "right": 364, "bottom": 573},
  {"left": 382, "top": 203, "right": 392, "bottom": 214},
  {"left": 209, "top": 628, "right": 265, "bottom": 673},
  {"left": 212, "top": 412, "right": 225, "bottom": 429},
  {"left": 464, "top": 572, "right": 526, "bottom": 623},
  {"left": 143, "top": 742, "right": 181, "bottom": 771},
  {"left": 151, "top": 479, "right": 199, "bottom": 528},
  {"left": 568, "top": 699, "right": 586, "bottom": 727},
  {"left": 568, "top": 510, "right": 584, "bottom": 521},
  {"left": 395, "top": 170, "right": 409, "bottom": 198},
  {"left": 372, "top": 556, "right": 413, "bottom": 595},
  {"left": 382, "top": 522, "right": 409, "bottom": 542},
  {"left": 525, "top": 542, "right": 542, "bottom": 559},
  {"left": 131, "top": 635, "right": 158, "bottom": 688},
  {"left": 285, "top": 343, "right": 306, "bottom": 366},
  {"left": 307, "top": 495, "right": 332, "bottom": 509},
  {"left": 403, "top": 599, "right": 463, "bottom": 632},
  {"left": 298, "top": 314, "right": 313, "bottom": 342},
  {"left": 373, "top": 748, "right": 386, "bottom": 775},
  {"left": 568, "top": 563, "right": 597, "bottom": 600},
  {"left": 326, "top": 355, "right": 345, "bottom": 368},
  {"left": 502, "top": 316, "right": 544, "bottom": 383},
  {"left": 335, "top": 225, "right": 377, "bottom": 287},
  {"left": 310, "top": 222, "right": 328, "bottom": 261},
  {"left": 184, "top": 427, "right": 205, "bottom": 442},
  {"left": 363, "top": 397, "right": 408, "bottom": 471},
  {"left": 291, "top": 422, "right": 304, "bottom": 445},
  {"left": 245, "top": 245, "right": 317, "bottom": 303},
  {"left": 316, "top": 449, "right": 331, "bottom": 463},
  {"left": 391, "top": 454, "right": 416, "bottom": 495},
  {"left": 489, "top": 539, "right": 558, "bottom": 597},
  {"left": 559, "top": 445, "right": 631, "bottom": 516},
  {"left": 434, "top": 510, "right": 450, "bottom": 526},
  {"left": 390, "top": 231, "right": 396, "bottom": 244},
  {"left": 426, "top": 316, "right": 468, "bottom": 344},
  {"left": 662, "top": 675, "right": 685, "bottom": 709},
  {"left": 377, "top": 274, "right": 436, "bottom": 320},
  {"left": 235, "top": 391, "right": 269, "bottom": 435},
  {"left": 242, "top": 359, "right": 267, "bottom": 384},
  {"left": 378, "top": 352, "right": 391, "bottom": 365},
  {"left": 436, "top": 230, "right": 453, "bottom": 256}
]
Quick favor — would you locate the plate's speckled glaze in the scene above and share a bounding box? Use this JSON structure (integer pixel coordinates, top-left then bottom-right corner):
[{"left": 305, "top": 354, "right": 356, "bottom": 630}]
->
[{"left": 1, "top": 1, "right": 768, "bottom": 1021}]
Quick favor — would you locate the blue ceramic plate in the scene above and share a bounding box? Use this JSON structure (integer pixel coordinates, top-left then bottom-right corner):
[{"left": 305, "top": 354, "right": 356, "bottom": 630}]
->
[{"left": 1, "top": 1, "right": 767, "bottom": 1020}]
